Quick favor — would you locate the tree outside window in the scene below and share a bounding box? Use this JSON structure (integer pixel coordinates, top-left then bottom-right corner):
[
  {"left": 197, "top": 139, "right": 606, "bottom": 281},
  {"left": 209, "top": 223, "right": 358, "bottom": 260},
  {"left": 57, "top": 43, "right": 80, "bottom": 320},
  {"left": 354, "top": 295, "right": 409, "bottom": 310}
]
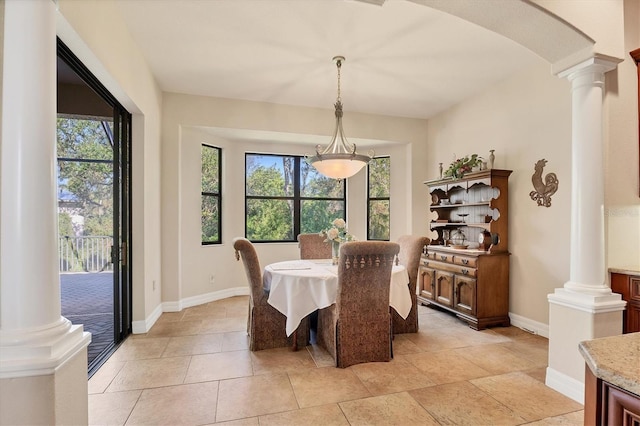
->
[
  {"left": 245, "top": 154, "right": 345, "bottom": 242},
  {"left": 202, "top": 144, "right": 221, "bottom": 244},
  {"left": 368, "top": 156, "right": 390, "bottom": 240}
]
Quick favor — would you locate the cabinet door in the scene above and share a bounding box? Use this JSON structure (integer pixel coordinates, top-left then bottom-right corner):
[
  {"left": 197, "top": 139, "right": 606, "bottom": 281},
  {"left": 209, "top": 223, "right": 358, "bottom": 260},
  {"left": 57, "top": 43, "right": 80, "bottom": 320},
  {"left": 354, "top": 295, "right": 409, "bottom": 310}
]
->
[
  {"left": 454, "top": 276, "right": 476, "bottom": 316},
  {"left": 418, "top": 266, "right": 436, "bottom": 300},
  {"left": 605, "top": 383, "right": 640, "bottom": 425},
  {"left": 627, "top": 301, "right": 640, "bottom": 334},
  {"left": 435, "top": 270, "right": 454, "bottom": 307}
]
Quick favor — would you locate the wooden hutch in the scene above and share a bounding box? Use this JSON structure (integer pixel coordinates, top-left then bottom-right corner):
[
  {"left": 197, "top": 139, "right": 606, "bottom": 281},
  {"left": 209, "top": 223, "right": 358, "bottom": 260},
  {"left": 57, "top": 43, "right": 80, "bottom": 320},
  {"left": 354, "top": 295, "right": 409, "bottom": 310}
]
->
[{"left": 418, "top": 169, "right": 512, "bottom": 330}]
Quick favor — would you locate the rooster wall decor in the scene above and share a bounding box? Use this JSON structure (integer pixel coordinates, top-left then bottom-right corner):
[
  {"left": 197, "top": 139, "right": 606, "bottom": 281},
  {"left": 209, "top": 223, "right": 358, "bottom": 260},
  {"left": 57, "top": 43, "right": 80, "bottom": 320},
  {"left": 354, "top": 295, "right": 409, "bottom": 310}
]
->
[{"left": 530, "top": 159, "right": 559, "bottom": 207}]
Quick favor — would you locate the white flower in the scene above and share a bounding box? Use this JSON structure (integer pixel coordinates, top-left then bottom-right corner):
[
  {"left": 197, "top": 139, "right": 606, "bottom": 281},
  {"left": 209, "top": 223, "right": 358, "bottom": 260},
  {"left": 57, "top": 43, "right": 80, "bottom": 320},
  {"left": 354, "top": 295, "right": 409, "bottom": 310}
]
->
[
  {"left": 326, "top": 228, "right": 339, "bottom": 241},
  {"left": 332, "top": 218, "right": 346, "bottom": 229}
]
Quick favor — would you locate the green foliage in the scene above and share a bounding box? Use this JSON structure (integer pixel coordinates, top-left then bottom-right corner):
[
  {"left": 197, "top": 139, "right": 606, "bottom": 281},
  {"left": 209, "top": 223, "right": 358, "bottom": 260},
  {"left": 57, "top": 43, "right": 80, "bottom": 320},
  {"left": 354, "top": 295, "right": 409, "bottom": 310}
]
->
[
  {"left": 369, "top": 157, "right": 390, "bottom": 198},
  {"left": 201, "top": 196, "right": 220, "bottom": 243},
  {"left": 57, "top": 118, "right": 113, "bottom": 237},
  {"left": 245, "top": 156, "right": 346, "bottom": 240},
  {"left": 201, "top": 145, "right": 219, "bottom": 193},
  {"left": 368, "top": 200, "right": 390, "bottom": 240},
  {"left": 58, "top": 212, "right": 74, "bottom": 237},
  {"left": 444, "top": 154, "right": 482, "bottom": 179},
  {"left": 368, "top": 157, "right": 391, "bottom": 240}
]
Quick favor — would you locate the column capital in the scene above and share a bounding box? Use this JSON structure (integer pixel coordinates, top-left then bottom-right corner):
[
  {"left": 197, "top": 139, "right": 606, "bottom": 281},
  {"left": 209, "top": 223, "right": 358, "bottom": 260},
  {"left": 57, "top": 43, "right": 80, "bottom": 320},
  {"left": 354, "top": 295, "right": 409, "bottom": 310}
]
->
[{"left": 557, "top": 54, "right": 622, "bottom": 81}]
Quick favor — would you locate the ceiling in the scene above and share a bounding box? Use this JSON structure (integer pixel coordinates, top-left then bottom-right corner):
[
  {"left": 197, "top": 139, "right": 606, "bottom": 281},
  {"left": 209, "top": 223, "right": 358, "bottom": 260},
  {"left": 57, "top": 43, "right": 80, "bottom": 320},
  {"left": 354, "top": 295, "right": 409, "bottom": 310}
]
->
[{"left": 116, "top": 0, "right": 541, "bottom": 121}]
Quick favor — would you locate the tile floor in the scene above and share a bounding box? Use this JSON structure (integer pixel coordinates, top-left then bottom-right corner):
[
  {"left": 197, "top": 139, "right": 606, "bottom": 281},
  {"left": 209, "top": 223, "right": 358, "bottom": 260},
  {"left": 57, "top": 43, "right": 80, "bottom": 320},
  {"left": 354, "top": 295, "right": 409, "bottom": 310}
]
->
[{"left": 88, "top": 296, "right": 584, "bottom": 425}]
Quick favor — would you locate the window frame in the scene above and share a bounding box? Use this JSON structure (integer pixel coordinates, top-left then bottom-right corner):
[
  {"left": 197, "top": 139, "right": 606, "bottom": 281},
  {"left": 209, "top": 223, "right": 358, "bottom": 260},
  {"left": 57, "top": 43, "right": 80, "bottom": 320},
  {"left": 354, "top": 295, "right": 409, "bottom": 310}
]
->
[
  {"left": 201, "top": 144, "right": 222, "bottom": 245},
  {"left": 367, "top": 156, "right": 391, "bottom": 241},
  {"left": 244, "top": 153, "right": 347, "bottom": 243}
]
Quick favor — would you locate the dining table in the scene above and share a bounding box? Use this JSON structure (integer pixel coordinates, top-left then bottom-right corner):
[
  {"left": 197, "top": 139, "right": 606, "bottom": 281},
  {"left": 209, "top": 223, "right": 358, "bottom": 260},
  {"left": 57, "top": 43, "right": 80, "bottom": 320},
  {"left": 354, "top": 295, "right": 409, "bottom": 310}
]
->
[{"left": 263, "top": 258, "right": 412, "bottom": 349}]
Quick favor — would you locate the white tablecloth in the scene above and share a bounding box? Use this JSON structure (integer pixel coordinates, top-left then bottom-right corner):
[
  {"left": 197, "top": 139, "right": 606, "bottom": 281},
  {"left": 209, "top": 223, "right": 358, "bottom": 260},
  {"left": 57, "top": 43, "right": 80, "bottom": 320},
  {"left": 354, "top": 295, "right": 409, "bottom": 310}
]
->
[{"left": 264, "top": 259, "right": 411, "bottom": 336}]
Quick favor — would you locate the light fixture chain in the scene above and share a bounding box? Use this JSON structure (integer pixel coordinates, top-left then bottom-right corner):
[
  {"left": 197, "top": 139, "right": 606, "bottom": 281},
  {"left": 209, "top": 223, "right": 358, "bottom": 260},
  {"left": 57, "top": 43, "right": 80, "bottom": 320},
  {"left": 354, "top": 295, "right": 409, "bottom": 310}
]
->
[{"left": 336, "top": 58, "right": 341, "bottom": 103}]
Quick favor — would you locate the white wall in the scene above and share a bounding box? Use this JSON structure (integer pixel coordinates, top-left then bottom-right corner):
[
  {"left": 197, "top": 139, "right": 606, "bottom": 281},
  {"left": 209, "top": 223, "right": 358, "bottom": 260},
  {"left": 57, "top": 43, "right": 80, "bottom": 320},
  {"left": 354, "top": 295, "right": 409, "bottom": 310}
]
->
[
  {"left": 605, "top": 0, "right": 640, "bottom": 270},
  {"left": 56, "top": 0, "right": 164, "bottom": 324},
  {"left": 162, "top": 93, "right": 429, "bottom": 306},
  {"left": 426, "top": 57, "right": 573, "bottom": 328}
]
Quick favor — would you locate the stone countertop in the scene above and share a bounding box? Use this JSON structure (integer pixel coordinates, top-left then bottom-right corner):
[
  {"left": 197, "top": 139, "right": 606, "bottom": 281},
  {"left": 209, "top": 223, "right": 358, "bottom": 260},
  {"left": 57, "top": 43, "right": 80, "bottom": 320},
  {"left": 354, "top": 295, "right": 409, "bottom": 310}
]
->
[
  {"left": 609, "top": 266, "right": 640, "bottom": 276},
  {"left": 579, "top": 333, "right": 640, "bottom": 397}
]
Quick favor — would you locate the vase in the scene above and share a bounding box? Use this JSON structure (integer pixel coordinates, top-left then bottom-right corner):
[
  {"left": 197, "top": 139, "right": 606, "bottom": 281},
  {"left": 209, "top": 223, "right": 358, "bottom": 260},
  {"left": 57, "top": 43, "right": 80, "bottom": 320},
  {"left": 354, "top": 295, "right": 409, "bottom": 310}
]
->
[
  {"left": 331, "top": 241, "right": 341, "bottom": 265},
  {"left": 438, "top": 162, "right": 443, "bottom": 179},
  {"left": 488, "top": 149, "right": 495, "bottom": 169}
]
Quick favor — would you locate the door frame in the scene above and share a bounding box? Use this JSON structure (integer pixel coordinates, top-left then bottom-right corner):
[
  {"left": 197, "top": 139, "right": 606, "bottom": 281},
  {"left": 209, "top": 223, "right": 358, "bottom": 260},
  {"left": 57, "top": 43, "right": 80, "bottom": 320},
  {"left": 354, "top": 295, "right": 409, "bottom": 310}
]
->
[{"left": 57, "top": 38, "right": 133, "bottom": 375}]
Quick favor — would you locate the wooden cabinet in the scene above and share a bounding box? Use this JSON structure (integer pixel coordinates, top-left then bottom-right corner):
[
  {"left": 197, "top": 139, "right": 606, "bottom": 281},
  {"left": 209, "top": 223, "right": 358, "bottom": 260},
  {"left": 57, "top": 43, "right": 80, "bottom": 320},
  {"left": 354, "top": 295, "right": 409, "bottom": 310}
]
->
[
  {"left": 417, "top": 246, "right": 510, "bottom": 329},
  {"left": 418, "top": 169, "right": 511, "bottom": 330},
  {"left": 611, "top": 272, "right": 640, "bottom": 333},
  {"left": 585, "top": 366, "right": 640, "bottom": 426}
]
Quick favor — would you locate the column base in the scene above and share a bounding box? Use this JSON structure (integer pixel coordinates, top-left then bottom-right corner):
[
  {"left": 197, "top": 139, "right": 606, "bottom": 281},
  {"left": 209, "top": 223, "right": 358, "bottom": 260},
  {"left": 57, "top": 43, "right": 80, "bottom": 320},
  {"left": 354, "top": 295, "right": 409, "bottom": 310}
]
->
[
  {"left": 0, "top": 320, "right": 91, "bottom": 424},
  {"left": 547, "top": 287, "right": 625, "bottom": 401}
]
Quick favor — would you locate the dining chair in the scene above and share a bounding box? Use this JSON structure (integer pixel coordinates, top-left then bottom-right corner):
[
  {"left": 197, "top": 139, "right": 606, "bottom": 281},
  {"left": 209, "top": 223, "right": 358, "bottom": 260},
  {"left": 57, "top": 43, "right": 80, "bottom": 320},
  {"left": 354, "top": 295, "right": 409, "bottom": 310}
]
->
[
  {"left": 297, "top": 233, "right": 332, "bottom": 259},
  {"left": 316, "top": 240, "right": 400, "bottom": 368},
  {"left": 392, "top": 235, "right": 430, "bottom": 335},
  {"left": 233, "top": 237, "right": 308, "bottom": 351}
]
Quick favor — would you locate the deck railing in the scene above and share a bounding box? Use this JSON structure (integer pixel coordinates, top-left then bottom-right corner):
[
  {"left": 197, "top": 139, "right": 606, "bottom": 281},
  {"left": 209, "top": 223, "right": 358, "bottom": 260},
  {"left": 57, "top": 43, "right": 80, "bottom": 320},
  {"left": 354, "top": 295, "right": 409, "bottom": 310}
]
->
[{"left": 59, "top": 236, "right": 113, "bottom": 273}]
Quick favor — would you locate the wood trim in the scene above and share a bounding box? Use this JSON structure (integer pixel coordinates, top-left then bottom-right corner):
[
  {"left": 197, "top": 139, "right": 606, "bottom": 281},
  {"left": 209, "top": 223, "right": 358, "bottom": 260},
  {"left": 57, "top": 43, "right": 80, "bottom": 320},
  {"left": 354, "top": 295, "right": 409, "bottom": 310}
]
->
[{"left": 631, "top": 48, "right": 640, "bottom": 197}]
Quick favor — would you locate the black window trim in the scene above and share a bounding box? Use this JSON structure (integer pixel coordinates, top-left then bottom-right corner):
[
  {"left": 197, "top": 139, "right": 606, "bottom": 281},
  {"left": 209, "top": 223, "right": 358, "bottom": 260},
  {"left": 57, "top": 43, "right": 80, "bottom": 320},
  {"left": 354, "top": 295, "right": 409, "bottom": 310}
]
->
[
  {"left": 202, "top": 144, "right": 222, "bottom": 245},
  {"left": 244, "top": 152, "right": 347, "bottom": 243},
  {"left": 367, "top": 155, "right": 391, "bottom": 241}
]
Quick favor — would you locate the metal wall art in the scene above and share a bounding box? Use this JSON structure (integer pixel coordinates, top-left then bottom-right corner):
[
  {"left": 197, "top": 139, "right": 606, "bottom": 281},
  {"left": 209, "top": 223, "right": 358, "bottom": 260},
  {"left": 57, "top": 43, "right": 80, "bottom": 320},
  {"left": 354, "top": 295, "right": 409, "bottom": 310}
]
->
[{"left": 530, "top": 159, "right": 559, "bottom": 207}]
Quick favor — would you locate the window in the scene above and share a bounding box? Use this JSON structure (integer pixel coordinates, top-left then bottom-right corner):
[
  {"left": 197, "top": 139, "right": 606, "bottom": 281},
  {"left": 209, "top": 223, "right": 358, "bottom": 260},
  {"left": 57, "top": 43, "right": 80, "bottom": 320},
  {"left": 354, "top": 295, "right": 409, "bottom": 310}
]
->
[
  {"left": 202, "top": 144, "right": 221, "bottom": 244},
  {"left": 367, "top": 156, "right": 390, "bottom": 240},
  {"left": 245, "top": 153, "right": 346, "bottom": 242}
]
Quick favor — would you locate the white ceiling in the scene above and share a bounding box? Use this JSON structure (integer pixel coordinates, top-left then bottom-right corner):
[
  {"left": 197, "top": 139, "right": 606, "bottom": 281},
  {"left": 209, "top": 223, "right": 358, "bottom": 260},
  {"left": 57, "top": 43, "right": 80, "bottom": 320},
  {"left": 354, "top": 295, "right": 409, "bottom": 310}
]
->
[{"left": 116, "top": 0, "right": 542, "bottom": 121}]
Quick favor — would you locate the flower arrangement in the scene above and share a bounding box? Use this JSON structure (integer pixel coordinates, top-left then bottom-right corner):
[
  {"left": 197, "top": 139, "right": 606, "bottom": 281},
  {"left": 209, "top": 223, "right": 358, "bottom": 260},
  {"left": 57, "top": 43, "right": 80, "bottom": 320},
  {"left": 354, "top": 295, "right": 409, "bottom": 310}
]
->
[
  {"left": 444, "top": 154, "right": 483, "bottom": 179},
  {"left": 320, "top": 218, "right": 355, "bottom": 244}
]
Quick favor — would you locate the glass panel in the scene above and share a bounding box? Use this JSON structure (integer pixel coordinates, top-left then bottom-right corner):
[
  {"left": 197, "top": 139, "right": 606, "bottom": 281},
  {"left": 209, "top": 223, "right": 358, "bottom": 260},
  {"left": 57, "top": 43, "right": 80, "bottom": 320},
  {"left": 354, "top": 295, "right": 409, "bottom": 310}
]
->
[
  {"left": 201, "top": 145, "right": 219, "bottom": 193},
  {"left": 246, "top": 199, "right": 294, "bottom": 240},
  {"left": 301, "top": 161, "right": 344, "bottom": 198},
  {"left": 202, "top": 195, "right": 220, "bottom": 243},
  {"left": 301, "top": 200, "right": 345, "bottom": 233},
  {"left": 246, "top": 154, "right": 294, "bottom": 197},
  {"left": 57, "top": 118, "right": 112, "bottom": 160},
  {"left": 369, "top": 157, "right": 390, "bottom": 197},
  {"left": 368, "top": 200, "right": 390, "bottom": 240}
]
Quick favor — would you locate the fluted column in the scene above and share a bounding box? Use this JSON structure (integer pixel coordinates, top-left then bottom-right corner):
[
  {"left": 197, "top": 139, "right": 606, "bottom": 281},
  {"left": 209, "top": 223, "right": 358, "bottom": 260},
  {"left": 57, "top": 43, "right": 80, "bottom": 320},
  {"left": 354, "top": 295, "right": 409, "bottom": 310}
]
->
[
  {"left": 0, "top": 0, "right": 90, "bottom": 424},
  {"left": 546, "top": 56, "right": 625, "bottom": 403}
]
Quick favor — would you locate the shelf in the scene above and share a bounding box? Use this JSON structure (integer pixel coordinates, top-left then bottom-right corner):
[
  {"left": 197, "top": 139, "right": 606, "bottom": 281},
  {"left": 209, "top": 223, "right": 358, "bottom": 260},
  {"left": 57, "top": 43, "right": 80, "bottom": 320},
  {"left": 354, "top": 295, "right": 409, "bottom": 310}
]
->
[
  {"left": 430, "top": 222, "right": 491, "bottom": 229},
  {"left": 431, "top": 201, "right": 491, "bottom": 209}
]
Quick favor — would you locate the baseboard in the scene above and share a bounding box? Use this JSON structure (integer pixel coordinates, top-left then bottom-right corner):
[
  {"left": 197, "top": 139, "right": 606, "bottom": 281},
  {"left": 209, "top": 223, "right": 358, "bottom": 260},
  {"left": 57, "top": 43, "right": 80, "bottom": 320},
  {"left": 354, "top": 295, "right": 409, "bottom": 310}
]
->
[
  {"left": 132, "top": 303, "right": 162, "bottom": 334},
  {"left": 131, "top": 286, "right": 250, "bottom": 334},
  {"left": 546, "top": 366, "right": 584, "bottom": 404},
  {"left": 509, "top": 312, "right": 549, "bottom": 338}
]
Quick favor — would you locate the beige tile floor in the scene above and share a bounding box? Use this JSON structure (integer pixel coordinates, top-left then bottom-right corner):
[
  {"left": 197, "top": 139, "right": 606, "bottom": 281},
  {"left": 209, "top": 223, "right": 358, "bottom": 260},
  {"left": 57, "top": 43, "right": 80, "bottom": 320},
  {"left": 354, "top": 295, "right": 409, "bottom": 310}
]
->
[{"left": 88, "top": 296, "right": 584, "bottom": 425}]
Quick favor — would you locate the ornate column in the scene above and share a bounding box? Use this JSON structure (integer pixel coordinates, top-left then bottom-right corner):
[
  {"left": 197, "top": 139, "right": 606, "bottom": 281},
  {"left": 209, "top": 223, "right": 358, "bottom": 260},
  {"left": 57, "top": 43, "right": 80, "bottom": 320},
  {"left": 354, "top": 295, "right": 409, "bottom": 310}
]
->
[
  {"left": 0, "top": 1, "right": 90, "bottom": 424},
  {"left": 546, "top": 56, "right": 626, "bottom": 403}
]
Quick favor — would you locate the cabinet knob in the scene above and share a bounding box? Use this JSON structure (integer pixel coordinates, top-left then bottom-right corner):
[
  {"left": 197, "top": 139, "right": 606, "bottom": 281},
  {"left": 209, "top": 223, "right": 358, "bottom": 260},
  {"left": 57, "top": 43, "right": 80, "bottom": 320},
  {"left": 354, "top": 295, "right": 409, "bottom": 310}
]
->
[
  {"left": 462, "top": 259, "right": 469, "bottom": 265},
  {"left": 440, "top": 255, "right": 447, "bottom": 261},
  {"left": 461, "top": 269, "right": 469, "bottom": 275}
]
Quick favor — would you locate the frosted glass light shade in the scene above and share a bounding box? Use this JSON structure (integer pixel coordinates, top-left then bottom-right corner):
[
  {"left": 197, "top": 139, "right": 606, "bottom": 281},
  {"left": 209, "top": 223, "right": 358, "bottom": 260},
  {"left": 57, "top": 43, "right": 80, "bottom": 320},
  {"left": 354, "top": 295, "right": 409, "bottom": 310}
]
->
[{"left": 309, "top": 154, "right": 370, "bottom": 179}]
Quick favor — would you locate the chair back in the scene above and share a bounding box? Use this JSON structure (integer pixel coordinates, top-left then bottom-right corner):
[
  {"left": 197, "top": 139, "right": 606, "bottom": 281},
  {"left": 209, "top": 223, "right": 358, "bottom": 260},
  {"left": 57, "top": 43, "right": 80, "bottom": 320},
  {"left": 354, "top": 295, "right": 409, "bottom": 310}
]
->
[
  {"left": 336, "top": 241, "right": 400, "bottom": 315},
  {"left": 297, "top": 233, "right": 332, "bottom": 259},
  {"left": 233, "top": 237, "right": 265, "bottom": 304},
  {"left": 397, "top": 235, "right": 430, "bottom": 287}
]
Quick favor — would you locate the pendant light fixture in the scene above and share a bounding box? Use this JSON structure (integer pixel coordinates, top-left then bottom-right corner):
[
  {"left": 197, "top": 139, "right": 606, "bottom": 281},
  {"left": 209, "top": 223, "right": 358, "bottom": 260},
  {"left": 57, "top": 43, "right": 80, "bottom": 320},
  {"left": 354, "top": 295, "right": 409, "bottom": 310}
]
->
[{"left": 306, "top": 56, "right": 373, "bottom": 180}]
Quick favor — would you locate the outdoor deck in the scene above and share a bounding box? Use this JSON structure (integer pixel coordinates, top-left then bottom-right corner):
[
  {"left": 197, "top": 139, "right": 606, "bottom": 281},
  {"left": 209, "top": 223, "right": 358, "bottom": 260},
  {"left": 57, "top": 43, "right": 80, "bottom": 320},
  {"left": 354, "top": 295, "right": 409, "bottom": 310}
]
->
[{"left": 60, "top": 272, "right": 114, "bottom": 366}]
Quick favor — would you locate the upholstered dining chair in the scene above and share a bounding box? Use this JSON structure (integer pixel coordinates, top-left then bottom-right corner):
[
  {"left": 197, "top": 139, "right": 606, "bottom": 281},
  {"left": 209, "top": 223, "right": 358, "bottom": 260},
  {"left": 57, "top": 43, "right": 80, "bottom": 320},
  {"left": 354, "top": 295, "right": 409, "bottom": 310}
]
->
[
  {"left": 233, "top": 237, "right": 308, "bottom": 351},
  {"left": 316, "top": 240, "right": 400, "bottom": 368},
  {"left": 392, "top": 235, "right": 430, "bottom": 335},
  {"left": 297, "top": 233, "right": 332, "bottom": 260}
]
